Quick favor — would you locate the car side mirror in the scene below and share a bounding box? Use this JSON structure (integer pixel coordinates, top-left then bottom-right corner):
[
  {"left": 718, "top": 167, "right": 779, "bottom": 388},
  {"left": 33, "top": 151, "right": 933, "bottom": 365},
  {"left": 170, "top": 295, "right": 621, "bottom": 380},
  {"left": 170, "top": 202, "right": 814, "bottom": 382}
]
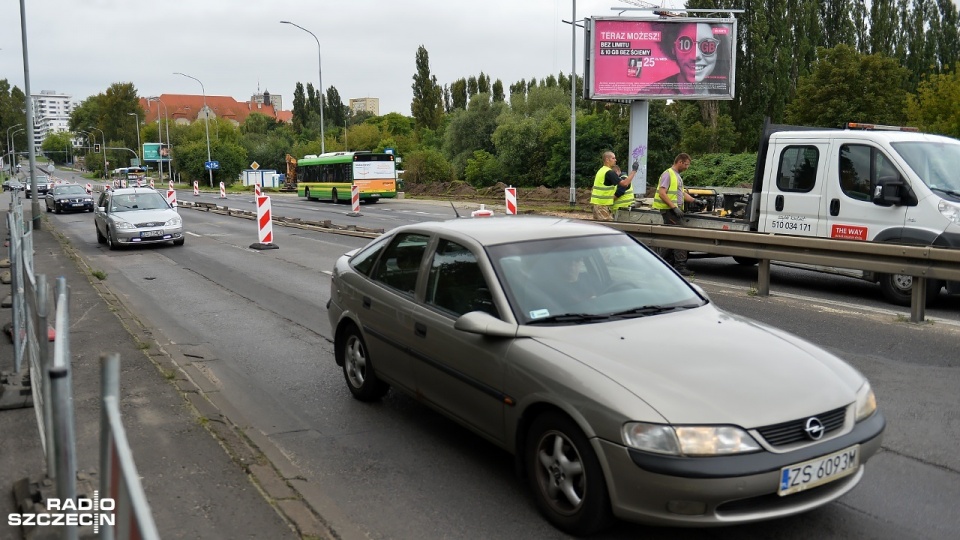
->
[
  {"left": 97, "top": 206, "right": 105, "bottom": 212},
  {"left": 454, "top": 311, "right": 517, "bottom": 338},
  {"left": 872, "top": 176, "right": 903, "bottom": 207}
]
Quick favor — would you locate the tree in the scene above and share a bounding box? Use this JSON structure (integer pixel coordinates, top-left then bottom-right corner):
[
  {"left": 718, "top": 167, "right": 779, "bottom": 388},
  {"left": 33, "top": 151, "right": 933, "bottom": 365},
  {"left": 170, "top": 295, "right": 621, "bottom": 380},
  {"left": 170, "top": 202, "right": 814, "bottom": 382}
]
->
[
  {"left": 40, "top": 132, "right": 74, "bottom": 165},
  {"left": 785, "top": 45, "right": 910, "bottom": 127},
  {"left": 292, "top": 82, "right": 308, "bottom": 132},
  {"left": 411, "top": 45, "right": 443, "bottom": 130},
  {"left": 906, "top": 69, "right": 960, "bottom": 137},
  {"left": 325, "top": 86, "right": 347, "bottom": 130},
  {"left": 450, "top": 79, "right": 468, "bottom": 111},
  {"left": 492, "top": 80, "right": 505, "bottom": 103},
  {"left": 442, "top": 93, "right": 506, "bottom": 177},
  {"left": 464, "top": 150, "right": 504, "bottom": 187},
  {"left": 404, "top": 147, "right": 453, "bottom": 183}
]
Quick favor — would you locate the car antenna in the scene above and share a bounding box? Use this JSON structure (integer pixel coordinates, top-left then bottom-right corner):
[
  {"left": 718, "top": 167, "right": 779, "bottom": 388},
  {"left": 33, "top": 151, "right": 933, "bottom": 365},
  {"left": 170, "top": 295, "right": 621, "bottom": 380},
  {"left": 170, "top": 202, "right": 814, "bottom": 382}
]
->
[{"left": 450, "top": 202, "right": 462, "bottom": 218}]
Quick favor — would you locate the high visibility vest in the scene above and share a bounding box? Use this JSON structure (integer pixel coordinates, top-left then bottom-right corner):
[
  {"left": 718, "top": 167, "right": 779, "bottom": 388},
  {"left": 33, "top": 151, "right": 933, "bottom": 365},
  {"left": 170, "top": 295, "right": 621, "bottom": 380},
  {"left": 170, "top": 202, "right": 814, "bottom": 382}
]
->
[
  {"left": 612, "top": 182, "right": 634, "bottom": 210},
  {"left": 589, "top": 166, "right": 615, "bottom": 206},
  {"left": 653, "top": 168, "right": 681, "bottom": 210}
]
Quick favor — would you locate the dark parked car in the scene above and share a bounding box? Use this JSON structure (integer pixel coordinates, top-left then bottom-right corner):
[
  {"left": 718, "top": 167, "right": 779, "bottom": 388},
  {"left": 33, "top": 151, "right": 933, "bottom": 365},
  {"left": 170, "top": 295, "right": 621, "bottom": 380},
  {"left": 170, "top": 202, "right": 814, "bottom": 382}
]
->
[
  {"left": 327, "top": 216, "right": 884, "bottom": 535},
  {"left": 45, "top": 184, "right": 95, "bottom": 213},
  {"left": 24, "top": 175, "right": 51, "bottom": 198}
]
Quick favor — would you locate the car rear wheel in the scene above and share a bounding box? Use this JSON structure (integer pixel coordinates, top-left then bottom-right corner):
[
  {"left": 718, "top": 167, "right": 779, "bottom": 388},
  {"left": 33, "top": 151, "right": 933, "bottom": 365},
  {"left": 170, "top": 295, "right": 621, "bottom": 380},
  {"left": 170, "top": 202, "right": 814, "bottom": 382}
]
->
[
  {"left": 526, "top": 412, "right": 612, "bottom": 536},
  {"left": 338, "top": 324, "right": 389, "bottom": 401}
]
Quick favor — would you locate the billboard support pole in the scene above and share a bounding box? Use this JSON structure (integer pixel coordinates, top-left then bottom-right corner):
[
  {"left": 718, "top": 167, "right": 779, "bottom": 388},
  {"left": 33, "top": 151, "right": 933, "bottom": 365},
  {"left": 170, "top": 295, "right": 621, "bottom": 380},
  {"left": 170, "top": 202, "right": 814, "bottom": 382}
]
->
[
  {"left": 629, "top": 101, "right": 649, "bottom": 192},
  {"left": 569, "top": 0, "right": 577, "bottom": 207}
]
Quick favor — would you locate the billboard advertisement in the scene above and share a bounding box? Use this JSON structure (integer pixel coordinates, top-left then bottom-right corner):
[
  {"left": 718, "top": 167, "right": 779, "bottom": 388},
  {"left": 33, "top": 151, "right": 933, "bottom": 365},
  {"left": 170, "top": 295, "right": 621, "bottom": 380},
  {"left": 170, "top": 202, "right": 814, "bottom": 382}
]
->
[
  {"left": 143, "top": 143, "right": 170, "bottom": 162},
  {"left": 586, "top": 17, "right": 737, "bottom": 101}
]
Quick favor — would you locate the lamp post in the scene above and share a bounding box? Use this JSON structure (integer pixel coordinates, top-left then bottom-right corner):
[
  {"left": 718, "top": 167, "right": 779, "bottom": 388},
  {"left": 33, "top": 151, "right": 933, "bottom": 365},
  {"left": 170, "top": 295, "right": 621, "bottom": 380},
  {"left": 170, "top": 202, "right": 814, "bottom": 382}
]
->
[
  {"left": 6, "top": 123, "right": 22, "bottom": 174},
  {"left": 570, "top": 0, "right": 577, "bottom": 207},
  {"left": 127, "top": 112, "right": 141, "bottom": 165},
  {"left": 11, "top": 128, "right": 24, "bottom": 176},
  {"left": 174, "top": 72, "right": 214, "bottom": 187},
  {"left": 147, "top": 97, "right": 171, "bottom": 183},
  {"left": 88, "top": 126, "right": 107, "bottom": 179},
  {"left": 280, "top": 20, "right": 325, "bottom": 154}
]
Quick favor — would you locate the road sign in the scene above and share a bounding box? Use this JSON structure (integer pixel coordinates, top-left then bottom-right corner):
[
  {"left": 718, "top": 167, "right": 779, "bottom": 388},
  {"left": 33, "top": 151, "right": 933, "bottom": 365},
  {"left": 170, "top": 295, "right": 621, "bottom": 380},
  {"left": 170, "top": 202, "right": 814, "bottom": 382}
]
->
[
  {"left": 250, "top": 161, "right": 260, "bottom": 170},
  {"left": 205, "top": 160, "right": 220, "bottom": 170}
]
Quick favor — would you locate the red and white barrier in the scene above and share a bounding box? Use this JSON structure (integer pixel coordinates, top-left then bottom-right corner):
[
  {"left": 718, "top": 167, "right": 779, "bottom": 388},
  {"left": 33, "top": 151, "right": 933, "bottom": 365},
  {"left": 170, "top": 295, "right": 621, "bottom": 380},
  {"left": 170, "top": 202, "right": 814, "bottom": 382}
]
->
[
  {"left": 256, "top": 195, "right": 273, "bottom": 244},
  {"left": 347, "top": 184, "right": 362, "bottom": 217},
  {"left": 193, "top": 181, "right": 199, "bottom": 196},
  {"left": 505, "top": 186, "right": 517, "bottom": 215},
  {"left": 471, "top": 204, "right": 494, "bottom": 218},
  {"left": 149, "top": 179, "right": 155, "bottom": 189},
  {"left": 255, "top": 183, "right": 262, "bottom": 198},
  {"left": 219, "top": 182, "right": 226, "bottom": 199},
  {"left": 85, "top": 183, "right": 92, "bottom": 194},
  {"left": 120, "top": 179, "right": 127, "bottom": 189},
  {"left": 166, "top": 187, "right": 177, "bottom": 208}
]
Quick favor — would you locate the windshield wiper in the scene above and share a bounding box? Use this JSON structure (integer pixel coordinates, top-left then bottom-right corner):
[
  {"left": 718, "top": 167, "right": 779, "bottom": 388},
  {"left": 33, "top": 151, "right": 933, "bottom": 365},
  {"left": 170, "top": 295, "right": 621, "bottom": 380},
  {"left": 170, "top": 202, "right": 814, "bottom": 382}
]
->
[
  {"left": 526, "top": 313, "right": 613, "bottom": 325},
  {"left": 930, "top": 186, "right": 960, "bottom": 198},
  {"left": 608, "top": 305, "right": 693, "bottom": 318}
]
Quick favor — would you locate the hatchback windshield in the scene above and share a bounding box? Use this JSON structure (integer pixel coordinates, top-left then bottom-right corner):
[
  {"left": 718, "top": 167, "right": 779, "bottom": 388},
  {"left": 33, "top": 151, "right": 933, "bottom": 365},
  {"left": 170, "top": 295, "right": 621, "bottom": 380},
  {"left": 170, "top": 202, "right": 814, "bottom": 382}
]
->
[
  {"left": 487, "top": 233, "right": 705, "bottom": 324},
  {"left": 111, "top": 192, "right": 169, "bottom": 212}
]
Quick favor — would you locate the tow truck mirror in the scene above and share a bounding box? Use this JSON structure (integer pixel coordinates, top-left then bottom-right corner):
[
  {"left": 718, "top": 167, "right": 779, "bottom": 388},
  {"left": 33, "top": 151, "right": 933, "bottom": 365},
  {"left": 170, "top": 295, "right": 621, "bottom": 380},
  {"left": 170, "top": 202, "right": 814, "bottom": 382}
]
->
[{"left": 872, "top": 176, "right": 902, "bottom": 207}]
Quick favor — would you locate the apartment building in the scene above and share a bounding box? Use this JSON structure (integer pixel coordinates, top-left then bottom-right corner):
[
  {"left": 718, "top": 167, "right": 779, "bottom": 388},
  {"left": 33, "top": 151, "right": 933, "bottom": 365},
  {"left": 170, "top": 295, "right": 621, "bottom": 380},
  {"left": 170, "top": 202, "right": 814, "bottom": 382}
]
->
[{"left": 32, "top": 89, "right": 73, "bottom": 152}]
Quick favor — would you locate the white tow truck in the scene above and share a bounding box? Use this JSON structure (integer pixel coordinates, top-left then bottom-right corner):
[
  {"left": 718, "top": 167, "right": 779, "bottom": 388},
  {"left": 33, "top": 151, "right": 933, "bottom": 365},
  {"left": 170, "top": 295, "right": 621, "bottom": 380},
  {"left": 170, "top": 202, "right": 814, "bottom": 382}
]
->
[{"left": 616, "top": 121, "right": 960, "bottom": 305}]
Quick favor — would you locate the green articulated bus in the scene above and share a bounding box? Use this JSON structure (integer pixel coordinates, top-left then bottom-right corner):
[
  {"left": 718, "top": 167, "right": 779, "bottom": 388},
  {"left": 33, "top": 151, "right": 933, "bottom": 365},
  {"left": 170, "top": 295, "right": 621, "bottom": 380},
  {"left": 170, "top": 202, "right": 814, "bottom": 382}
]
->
[{"left": 296, "top": 151, "right": 397, "bottom": 203}]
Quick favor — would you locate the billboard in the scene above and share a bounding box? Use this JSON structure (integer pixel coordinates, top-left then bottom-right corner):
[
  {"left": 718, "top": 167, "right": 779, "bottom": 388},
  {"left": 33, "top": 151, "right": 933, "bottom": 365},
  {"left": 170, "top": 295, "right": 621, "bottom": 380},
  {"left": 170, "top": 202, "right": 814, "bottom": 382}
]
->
[
  {"left": 142, "top": 143, "right": 170, "bottom": 162},
  {"left": 585, "top": 17, "right": 737, "bottom": 101}
]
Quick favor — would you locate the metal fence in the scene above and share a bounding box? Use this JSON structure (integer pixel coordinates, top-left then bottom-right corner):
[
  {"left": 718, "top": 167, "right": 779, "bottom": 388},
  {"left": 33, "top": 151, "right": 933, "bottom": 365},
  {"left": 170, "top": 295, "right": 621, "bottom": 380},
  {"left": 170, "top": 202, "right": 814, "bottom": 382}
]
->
[
  {"left": 604, "top": 220, "right": 960, "bottom": 322},
  {"left": 4, "top": 194, "right": 158, "bottom": 539}
]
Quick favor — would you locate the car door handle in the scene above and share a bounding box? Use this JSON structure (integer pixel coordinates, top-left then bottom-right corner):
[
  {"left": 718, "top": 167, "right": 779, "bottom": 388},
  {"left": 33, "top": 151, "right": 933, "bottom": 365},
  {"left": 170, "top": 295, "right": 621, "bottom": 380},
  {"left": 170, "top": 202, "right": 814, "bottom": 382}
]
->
[
  {"left": 362, "top": 296, "right": 372, "bottom": 309},
  {"left": 775, "top": 194, "right": 784, "bottom": 212},
  {"left": 414, "top": 322, "right": 427, "bottom": 338},
  {"left": 830, "top": 198, "right": 840, "bottom": 216}
]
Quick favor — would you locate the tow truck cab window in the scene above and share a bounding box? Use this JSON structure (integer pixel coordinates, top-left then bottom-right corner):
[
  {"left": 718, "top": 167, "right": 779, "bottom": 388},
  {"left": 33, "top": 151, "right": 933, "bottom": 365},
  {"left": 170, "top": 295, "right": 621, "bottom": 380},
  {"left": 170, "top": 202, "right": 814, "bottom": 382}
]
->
[
  {"left": 839, "top": 144, "right": 909, "bottom": 203},
  {"left": 776, "top": 146, "right": 819, "bottom": 193}
]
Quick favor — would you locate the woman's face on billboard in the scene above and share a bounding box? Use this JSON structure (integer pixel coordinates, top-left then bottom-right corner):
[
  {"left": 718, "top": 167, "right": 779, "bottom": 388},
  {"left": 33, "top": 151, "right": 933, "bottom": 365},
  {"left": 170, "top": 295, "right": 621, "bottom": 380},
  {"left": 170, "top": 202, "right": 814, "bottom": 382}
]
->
[{"left": 674, "top": 23, "right": 719, "bottom": 83}]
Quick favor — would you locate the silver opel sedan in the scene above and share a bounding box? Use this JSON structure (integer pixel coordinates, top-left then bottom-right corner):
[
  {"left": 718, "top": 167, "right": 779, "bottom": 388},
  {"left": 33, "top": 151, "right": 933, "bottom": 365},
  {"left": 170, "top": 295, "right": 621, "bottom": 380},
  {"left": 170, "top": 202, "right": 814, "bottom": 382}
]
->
[
  {"left": 94, "top": 187, "right": 184, "bottom": 250},
  {"left": 326, "top": 216, "right": 884, "bottom": 535}
]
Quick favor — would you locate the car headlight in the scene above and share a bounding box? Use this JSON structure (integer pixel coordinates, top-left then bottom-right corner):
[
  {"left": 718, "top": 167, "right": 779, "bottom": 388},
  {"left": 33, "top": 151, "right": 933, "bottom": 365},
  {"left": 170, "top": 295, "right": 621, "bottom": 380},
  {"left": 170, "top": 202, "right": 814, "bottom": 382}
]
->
[
  {"left": 622, "top": 422, "right": 761, "bottom": 456},
  {"left": 940, "top": 200, "right": 960, "bottom": 224},
  {"left": 113, "top": 220, "right": 135, "bottom": 230},
  {"left": 854, "top": 382, "right": 877, "bottom": 421},
  {"left": 164, "top": 215, "right": 182, "bottom": 227}
]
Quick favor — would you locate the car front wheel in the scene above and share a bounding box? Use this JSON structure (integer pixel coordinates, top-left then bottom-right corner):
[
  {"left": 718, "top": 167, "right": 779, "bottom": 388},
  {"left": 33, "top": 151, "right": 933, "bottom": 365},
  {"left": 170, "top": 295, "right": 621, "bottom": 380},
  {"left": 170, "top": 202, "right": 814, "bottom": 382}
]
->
[
  {"left": 337, "top": 324, "right": 389, "bottom": 401},
  {"left": 106, "top": 228, "right": 119, "bottom": 250},
  {"left": 96, "top": 224, "right": 106, "bottom": 244},
  {"left": 526, "top": 412, "right": 612, "bottom": 536}
]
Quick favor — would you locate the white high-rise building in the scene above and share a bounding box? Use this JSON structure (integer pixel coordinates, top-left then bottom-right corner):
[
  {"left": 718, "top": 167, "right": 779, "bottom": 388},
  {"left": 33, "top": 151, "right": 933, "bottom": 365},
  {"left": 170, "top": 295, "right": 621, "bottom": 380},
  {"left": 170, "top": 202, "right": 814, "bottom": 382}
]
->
[{"left": 31, "top": 90, "right": 73, "bottom": 154}]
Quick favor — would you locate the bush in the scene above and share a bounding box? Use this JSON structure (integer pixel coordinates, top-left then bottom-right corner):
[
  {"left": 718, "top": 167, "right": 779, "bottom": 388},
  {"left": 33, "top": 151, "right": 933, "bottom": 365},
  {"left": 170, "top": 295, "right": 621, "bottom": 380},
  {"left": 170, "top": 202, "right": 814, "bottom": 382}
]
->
[
  {"left": 404, "top": 148, "right": 454, "bottom": 184},
  {"left": 464, "top": 150, "right": 504, "bottom": 187},
  {"left": 683, "top": 152, "right": 757, "bottom": 187}
]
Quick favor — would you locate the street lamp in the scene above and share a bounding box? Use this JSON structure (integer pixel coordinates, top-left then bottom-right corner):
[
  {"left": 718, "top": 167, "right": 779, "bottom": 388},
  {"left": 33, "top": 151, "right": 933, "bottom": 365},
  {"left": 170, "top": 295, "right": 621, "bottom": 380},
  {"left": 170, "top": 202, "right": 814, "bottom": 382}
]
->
[
  {"left": 11, "top": 128, "right": 24, "bottom": 176},
  {"left": 87, "top": 126, "right": 107, "bottom": 179},
  {"left": 127, "top": 112, "right": 141, "bottom": 164},
  {"left": 147, "top": 97, "right": 172, "bottom": 182},
  {"left": 6, "top": 123, "right": 22, "bottom": 174},
  {"left": 174, "top": 72, "right": 214, "bottom": 187},
  {"left": 280, "top": 20, "right": 325, "bottom": 154}
]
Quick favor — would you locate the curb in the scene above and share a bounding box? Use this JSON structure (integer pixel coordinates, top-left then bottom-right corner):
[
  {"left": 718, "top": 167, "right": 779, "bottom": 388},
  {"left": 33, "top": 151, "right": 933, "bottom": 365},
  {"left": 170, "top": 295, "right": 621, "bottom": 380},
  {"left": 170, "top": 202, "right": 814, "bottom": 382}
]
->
[{"left": 45, "top": 221, "right": 366, "bottom": 540}]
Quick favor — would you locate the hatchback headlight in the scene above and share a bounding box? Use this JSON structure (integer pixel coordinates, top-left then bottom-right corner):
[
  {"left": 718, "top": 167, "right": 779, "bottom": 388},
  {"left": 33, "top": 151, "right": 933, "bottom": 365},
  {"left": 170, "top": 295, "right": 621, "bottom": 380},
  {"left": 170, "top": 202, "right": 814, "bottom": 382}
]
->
[
  {"left": 164, "top": 215, "right": 182, "bottom": 227},
  {"left": 940, "top": 200, "right": 960, "bottom": 224},
  {"left": 113, "top": 220, "right": 135, "bottom": 230},
  {"left": 622, "top": 422, "right": 761, "bottom": 456},
  {"left": 855, "top": 382, "right": 877, "bottom": 421}
]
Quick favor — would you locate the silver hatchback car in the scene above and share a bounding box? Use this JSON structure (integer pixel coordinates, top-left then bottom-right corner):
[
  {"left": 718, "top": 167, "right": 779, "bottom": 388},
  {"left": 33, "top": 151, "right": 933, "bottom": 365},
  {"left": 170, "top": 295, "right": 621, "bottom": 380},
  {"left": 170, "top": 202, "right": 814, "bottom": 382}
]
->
[
  {"left": 94, "top": 187, "right": 184, "bottom": 249},
  {"left": 326, "top": 216, "right": 884, "bottom": 535}
]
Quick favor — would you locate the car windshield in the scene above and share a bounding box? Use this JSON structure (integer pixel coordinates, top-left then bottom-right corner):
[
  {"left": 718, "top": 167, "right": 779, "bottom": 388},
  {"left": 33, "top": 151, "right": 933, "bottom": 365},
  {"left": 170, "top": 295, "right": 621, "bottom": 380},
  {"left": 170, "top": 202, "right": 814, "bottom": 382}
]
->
[
  {"left": 56, "top": 186, "right": 86, "bottom": 195},
  {"left": 487, "top": 233, "right": 705, "bottom": 325},
  {"left": 111, "top": 192, "right": 169, "bottom": 212},
  {"left": 891, "top": 140, "right": 960, "bottom": 194}
]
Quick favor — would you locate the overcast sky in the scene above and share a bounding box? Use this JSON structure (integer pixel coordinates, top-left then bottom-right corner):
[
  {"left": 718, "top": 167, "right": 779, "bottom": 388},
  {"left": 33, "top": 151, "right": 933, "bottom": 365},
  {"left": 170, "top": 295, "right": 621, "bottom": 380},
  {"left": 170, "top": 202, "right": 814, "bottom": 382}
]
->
[{"left": 1, "top": 0, "right": 685, "bottom": 117}]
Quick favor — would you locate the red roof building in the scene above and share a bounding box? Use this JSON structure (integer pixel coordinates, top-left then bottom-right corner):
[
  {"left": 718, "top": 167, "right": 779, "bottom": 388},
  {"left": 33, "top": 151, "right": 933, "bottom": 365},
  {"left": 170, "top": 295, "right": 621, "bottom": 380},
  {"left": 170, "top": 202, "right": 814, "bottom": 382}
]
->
[{"left": 139, "top": 93, "right": 290, "bottom": 126}]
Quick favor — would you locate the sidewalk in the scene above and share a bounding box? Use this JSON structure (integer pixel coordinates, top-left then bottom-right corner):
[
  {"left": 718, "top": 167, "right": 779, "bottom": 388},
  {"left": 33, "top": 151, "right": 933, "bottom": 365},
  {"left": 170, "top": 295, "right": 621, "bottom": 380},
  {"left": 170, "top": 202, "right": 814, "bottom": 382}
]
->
[{"left": 0, "top": 206, "right": 324, "bottom": 539}]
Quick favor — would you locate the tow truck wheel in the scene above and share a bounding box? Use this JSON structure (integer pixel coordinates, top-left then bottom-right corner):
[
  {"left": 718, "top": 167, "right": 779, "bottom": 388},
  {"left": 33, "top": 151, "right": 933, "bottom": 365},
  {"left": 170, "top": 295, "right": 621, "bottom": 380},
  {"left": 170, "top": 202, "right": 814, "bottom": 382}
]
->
[
  {"left": 879, "top": 273, "right": 942, "bottom": 306},
  {"left": 733, "top": 256, "right": 759, "bottom": 266}
]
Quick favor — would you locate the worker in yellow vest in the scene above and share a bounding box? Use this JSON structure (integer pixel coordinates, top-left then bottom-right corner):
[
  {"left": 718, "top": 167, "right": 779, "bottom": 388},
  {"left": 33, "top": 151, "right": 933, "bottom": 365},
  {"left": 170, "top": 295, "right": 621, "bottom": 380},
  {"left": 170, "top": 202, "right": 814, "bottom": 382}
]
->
[
  {"left": 590, "top": 151, "right": 638, "bottom": 221},
  {"left": 653, "top": 153, "right": 697, "bottom": 276}
]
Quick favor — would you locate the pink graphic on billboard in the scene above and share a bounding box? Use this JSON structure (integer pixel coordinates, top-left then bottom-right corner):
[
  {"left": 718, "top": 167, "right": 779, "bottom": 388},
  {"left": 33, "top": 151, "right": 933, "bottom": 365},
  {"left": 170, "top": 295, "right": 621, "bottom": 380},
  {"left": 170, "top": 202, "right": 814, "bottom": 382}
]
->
[{"left": 589, "top": 18, "right": 736, "bottom": 101}]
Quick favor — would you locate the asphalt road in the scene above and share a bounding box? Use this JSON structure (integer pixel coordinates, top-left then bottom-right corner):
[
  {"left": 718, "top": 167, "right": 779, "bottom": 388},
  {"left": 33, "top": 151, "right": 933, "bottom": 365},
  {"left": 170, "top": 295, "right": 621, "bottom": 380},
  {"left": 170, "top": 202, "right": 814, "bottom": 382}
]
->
[{"left": 21, "top": 171, "right": 960, "bottom": 539}]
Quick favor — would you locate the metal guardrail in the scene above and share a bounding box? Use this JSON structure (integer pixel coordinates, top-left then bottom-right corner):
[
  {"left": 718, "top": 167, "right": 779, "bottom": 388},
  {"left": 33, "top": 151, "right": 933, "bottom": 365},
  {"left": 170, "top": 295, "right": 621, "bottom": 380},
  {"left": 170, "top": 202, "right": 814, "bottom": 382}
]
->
[{"left": 603, "top": 221, "right": 960, "bottom": 322}]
